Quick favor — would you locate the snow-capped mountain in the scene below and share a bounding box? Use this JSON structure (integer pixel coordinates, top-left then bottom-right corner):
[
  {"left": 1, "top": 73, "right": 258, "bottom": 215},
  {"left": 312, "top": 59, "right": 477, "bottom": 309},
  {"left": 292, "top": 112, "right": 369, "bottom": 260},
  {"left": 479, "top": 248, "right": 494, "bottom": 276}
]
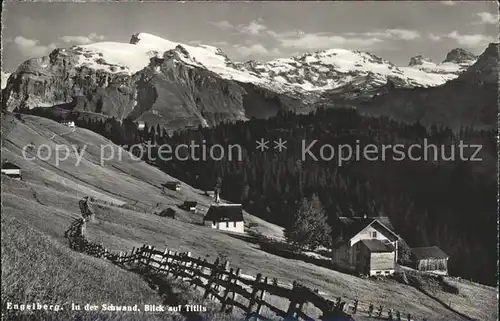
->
[
  {"left": 241, "top": 48, "right": 476, "bottom": 97},
  {"left": 358, "top": 43, "right": 498, "bottom": 129},
  {"left": 1, "top": 32, "right": 482, "bottom": 129},
  {"left": 407, "top": 49, "right": 477, "bottom": 76}
]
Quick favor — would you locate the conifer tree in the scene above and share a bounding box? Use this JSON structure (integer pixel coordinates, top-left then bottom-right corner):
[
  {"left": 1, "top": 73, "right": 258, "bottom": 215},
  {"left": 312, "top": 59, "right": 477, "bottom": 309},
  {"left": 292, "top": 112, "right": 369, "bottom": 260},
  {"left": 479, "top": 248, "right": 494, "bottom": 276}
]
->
[{"left": 285, "top": 194, "right": 332, "bottom": 251}]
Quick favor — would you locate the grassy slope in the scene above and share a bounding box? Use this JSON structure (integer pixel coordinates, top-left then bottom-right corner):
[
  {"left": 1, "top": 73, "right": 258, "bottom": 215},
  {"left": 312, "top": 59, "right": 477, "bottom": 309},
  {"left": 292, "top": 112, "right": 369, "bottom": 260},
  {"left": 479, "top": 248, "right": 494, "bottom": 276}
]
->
[
  {"left": 1, "top": 114, "right": 496, "bottom": 320},
  {"left": 1, "top": 210, "right": 167, "bottom": 321}
]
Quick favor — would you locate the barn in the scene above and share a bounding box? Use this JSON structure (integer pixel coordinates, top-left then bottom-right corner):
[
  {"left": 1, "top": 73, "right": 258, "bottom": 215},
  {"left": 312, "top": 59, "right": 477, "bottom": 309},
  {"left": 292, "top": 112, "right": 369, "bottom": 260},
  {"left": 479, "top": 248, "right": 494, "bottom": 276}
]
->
[
  {"left": 203, "top": 204, "right": 244, "bottom": 233},
  {"left": 1, "top": 162, "right": 22, "bottom": 180},
  {"left": 411, "top": 246, "right": 449, "bottom": 276},
  {"left": 353, "top": 239, "right": 396, "bottom": 276}
]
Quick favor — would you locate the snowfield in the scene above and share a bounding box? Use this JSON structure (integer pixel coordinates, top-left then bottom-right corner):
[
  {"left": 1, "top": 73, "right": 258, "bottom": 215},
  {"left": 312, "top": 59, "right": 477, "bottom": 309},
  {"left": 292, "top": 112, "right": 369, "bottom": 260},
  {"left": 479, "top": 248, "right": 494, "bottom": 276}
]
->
[
  {"left": 68, "top": 32, "right": 476, "bottom": 96},
  {"left": 1, "top": 71, "right": 11, "bottom": 89}
]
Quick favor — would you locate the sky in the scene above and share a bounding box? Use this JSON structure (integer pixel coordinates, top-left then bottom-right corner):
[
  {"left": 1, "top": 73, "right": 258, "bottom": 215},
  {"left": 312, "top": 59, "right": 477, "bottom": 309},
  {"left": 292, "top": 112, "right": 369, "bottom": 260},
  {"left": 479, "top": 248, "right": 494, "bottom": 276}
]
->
[{"left": 1, "top": 1, "right": 498, "bottom": 72}]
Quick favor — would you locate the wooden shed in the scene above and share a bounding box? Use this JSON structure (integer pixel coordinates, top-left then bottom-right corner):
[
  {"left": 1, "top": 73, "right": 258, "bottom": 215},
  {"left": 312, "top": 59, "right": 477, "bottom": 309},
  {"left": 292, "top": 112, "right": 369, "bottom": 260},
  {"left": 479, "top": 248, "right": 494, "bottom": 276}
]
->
[
  {"left": 158, "top": 208, "right": 176, "bottom": 219},
  {"left": 1, "top": 162, "right": 22, "bottom": 180},
  {"left": 411, "top": 246, "right": 449, "bottom": 276},
  {"left": 180, "top": 201, "right": 197, "bottom": 213},
  {"left": 163, "top": 181, "right": 181, "bottom": 191}
]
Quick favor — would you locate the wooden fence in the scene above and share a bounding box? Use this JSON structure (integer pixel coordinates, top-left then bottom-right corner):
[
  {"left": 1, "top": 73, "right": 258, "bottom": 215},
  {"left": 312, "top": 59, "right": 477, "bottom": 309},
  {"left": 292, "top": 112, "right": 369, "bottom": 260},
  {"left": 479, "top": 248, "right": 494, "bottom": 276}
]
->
[
  {"left": 65, "top": 199, "right": 419, "bottom": 321},
  {"left": 69, "top": 235, "right": 418, "bottom": 321},
  {"left": 99, "top": 244, "right": 357, "bottom": 320}
]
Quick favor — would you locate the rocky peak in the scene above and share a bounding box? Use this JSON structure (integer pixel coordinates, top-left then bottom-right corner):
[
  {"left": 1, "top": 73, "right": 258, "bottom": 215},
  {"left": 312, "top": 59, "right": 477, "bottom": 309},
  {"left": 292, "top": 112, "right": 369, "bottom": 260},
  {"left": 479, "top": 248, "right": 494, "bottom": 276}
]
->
[
  {"left": 443, "top": 48, "right": 477, "bottom": 64},
  {"left": 459, "top": 43, "right": 499, "bottom": 84},
  {"left": 408, "top": 55, "right": 431, "bottom": 66},
  {"left": 130, "top": 33, "right": 141, "bottom": 45}
]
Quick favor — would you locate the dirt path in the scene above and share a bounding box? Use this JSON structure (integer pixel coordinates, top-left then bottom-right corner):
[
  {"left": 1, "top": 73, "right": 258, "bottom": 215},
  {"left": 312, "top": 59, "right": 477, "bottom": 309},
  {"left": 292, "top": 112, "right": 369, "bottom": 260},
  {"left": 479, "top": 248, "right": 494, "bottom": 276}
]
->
[{"left": 50, "top": 127, "right": 76, "bottom": 140}]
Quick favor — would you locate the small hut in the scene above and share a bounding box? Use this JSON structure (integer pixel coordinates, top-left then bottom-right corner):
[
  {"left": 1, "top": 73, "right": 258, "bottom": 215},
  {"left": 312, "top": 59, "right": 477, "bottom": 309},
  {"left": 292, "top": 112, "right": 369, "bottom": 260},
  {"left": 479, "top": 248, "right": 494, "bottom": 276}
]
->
[
  {"left": 411, "top": 246, "right": 449, "bottom": 275},
  {"left": 180, "top": 201, "right": 197, "bottom": 213},
  {"left": 158, "top": 208, "right": 176, "bottom": 219},
  {"left": 1, "top": 162, "right": 22, "bottom": 180},
  {"left": 163, "top": 181, "right": 181, "bottom": 191}
]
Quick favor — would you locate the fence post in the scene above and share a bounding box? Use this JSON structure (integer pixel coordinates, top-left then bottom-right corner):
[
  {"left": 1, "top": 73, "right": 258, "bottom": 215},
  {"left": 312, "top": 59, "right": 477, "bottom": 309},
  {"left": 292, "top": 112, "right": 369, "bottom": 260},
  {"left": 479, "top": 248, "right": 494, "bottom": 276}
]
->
[
  {"left": 147, "top": 245, "right": 154, "bottom": 268},
  {"left": 190, "top": 257, "right": 202, "bottom": 288},
  {"left": 220, "top": 267, "right": 234, "bottom": 313},
  {"left": 172, "top": 251, "right": 179, "bottom": 278},
  {"left": 130, "top": 247, "right": 136, "bottom": 262},
  {"left": 141, "top": 244, "right": 147, "bottom": 265},
  {"left": 214, "top": 260, "right": 229, "bottom": 296},
  {"left": 256, "top": 276, "right": 268, "bottom": 317},
  {"left": 166, "top": 250, "right": 173, "bottom": 276},
  {"left": 160, "top": 248, "right": 169, "bottom": 273},
  {"left": 245, "top": 273, "right": 262, "bottom": 320},
  {"left": 135, "top": 246, "right": 142, "bottom": 264},
  {"left": 230, "top": 268, "right": 241, "bottom": 312},
  {"left": 377, "top": 305, "right": 383, "bottom": 318},
  {"left": 285, "top": 281, "right": 299, "bottom": 319},
  {"left": 203, "top": 257, "right": 220, "bottom": 300},
  {"left": 184, "top": 252, "right": 192, "bottom": 280}
]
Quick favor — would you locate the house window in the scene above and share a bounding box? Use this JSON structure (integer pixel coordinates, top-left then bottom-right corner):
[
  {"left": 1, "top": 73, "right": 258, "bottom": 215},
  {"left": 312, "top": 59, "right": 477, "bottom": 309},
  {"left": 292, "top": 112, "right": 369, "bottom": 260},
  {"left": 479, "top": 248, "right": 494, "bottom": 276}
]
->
[
  {"left": 233, "top": 222, "right": 237, "bottom": 228},
  {"left": 372, "top": 231, "right": 377, "bottom": 238},
  {"left": 226, "top": 222, "right": 229, "bottom": 228}
]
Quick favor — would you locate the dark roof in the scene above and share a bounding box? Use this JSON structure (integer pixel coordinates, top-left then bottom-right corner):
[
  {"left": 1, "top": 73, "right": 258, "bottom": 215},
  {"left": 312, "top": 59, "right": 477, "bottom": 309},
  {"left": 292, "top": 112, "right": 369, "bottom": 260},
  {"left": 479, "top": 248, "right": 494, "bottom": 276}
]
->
[
  {"left": 183, "top": 201, "right": 197, "bottom": 207},
  {"left": 336, "top": 216, "right": 398, "bottom": 242},
  {"left": 1, "top": 162, "right": 20, "bottom": 170},
  {"left": 204, "top": 204, "right": 244, "bottom": 222},
  {"left": 165, "top": 181, "right": 181, "bottom": 186},
  {"left": 159, "top": 208, "right": 176, "bottom": 217},
  {"left": 360, "top": 239, "right": 395, "bottom": 252},
  {"left": 412, "top": 246, "right": 449, "bottom": 260}
]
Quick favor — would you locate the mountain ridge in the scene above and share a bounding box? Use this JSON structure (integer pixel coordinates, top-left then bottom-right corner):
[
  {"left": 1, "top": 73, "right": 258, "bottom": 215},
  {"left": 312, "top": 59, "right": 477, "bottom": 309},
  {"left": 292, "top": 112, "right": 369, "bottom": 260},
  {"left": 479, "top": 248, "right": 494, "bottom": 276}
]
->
[{"left": 1, "top": 32, "right": 492, "bottom": 129}]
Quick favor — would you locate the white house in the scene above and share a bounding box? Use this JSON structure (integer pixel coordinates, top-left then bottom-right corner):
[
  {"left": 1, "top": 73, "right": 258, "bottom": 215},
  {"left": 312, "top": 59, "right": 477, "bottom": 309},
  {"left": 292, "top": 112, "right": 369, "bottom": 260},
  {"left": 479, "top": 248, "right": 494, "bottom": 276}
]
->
[
  {"left": 332, "top": 216, "right": 399, "bottom": 276},
  {"left": 137, "top": 121, "right": 145, "bottom": 131},
  {"left": 62, "top": 121, "right": 75, "bottom": 128},
  {"left": 203, "top": 204, "right": 244, "bottom": 233},
  {"left": 1, "top": 162, "right": 22, "bottom": 180}
]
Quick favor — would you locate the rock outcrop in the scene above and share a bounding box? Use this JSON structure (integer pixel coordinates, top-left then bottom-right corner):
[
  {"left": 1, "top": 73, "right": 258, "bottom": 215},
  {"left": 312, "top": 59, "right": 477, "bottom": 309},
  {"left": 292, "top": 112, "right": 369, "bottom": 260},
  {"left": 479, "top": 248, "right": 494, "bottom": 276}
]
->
[{"left": 443, "top": 48, "right": 478, "bottom": 64}]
